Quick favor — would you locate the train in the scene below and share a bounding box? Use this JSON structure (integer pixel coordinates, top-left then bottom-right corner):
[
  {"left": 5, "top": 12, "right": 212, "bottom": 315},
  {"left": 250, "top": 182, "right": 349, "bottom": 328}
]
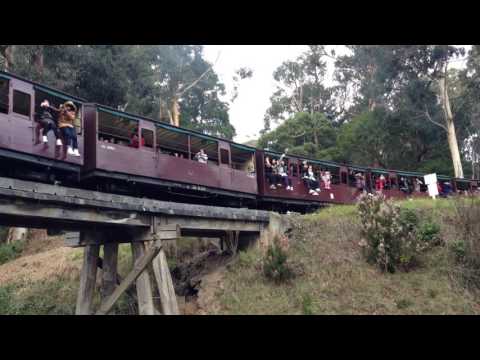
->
[{"left": 0, "top": 70, "right": 478, "bottom": 213}]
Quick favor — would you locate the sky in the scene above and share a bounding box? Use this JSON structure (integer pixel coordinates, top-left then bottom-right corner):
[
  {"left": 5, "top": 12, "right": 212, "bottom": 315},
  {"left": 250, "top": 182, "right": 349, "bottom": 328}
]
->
[{"left": 203, "top": 45, "right": 470, "bottom": 144}]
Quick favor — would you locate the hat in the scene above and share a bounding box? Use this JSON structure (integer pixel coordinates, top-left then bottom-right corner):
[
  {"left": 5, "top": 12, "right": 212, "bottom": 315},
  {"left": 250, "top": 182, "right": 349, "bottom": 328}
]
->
[
  {"left": 355, "top": 173, "right": 362, "bottom": 177},
  {"left": 63, "top": 101, "right": 77, "bottom": 112}
]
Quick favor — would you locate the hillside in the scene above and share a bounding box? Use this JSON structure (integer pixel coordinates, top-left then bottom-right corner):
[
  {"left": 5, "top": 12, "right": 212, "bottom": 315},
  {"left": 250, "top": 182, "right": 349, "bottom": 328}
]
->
[
  {"left": 1, "top": 198, "right": 479, "bottom": 315},
  {"left": 194, "top": 198, "right": 480, "bottom": 315}
]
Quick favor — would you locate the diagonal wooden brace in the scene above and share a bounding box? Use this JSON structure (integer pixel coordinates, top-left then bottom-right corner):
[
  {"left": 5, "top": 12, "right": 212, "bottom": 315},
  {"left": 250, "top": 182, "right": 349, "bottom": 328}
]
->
[{"left": 96, "top": 240, "right": 163, "bottom": 315}]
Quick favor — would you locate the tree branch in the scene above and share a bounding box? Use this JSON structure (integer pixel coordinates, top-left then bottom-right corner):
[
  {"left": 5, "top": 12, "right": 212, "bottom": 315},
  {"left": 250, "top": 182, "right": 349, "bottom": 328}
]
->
[
  {"left": 177, "top": 51, "right": 221, "bottom": 97},
  {"left": 424, "top": 105, "right": 448, "bottom": 132}
]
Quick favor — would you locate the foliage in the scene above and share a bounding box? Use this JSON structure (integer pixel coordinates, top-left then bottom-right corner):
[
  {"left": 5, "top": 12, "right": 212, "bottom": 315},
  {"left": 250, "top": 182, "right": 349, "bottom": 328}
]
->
[
  {"left": 258, "top": 112, "right": 337, "bottom": 159},
  {"left": 0, "top": 240, "right": 26, "bottom": 265},
  {"left": 263, "top": 237, "right": 295, "bottom": 284},
  {"left": 357, "top": 193, "right": 441, "bottom": 273},
  {"left": 0, "top": 45, "right": 237, "bottom": 139}
]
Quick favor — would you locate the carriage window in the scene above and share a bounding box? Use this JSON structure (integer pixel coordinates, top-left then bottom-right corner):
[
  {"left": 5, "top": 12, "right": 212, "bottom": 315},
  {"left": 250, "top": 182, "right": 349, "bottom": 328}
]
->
[
  {"left": 13, "top": 90, "right": 31, "bottom": 117},
  {"left": 141, "top": 128, "right": 154, "bottom": 149},
  {"left": 341, "top": 172, "right": 347, "bottom": 184},
  {"left": 156, "top": 125, "right": 189, "bottom": 158},
  {"left": 220, "top": 149, "right": 230, "bottom": 165},
  {"left": 190, "top": 135, "right": 219, "bottom": 165},
  {"left": 230, "top": 145, "right": 255, "bottom": 173},
  {"left": 0, "top": 78, "right": 9, "bottom": 114},
  {"left": 98, "top": 110, "right": 138, "bottom": 146}
]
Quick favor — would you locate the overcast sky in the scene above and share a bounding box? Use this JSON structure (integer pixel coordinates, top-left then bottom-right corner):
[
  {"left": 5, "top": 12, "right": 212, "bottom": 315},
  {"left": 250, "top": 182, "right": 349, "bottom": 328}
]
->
[{"left": 203, "top": 45, "right": 470, "bottom": 143}]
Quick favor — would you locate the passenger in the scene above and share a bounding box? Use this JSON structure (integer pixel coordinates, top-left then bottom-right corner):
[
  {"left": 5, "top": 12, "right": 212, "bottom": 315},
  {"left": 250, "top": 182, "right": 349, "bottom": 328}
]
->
[
  {"left": 271, "top": 159, "right": 282, "bottom": 186},
  {"left": 265, "top": 156, "right": 277, "bottom": 189},
  {"left": 307, "top": 165, "right": 320, "bottom": 195},
  {"left": 443, "top": 182, "right": 452, "bottom": 196},
  {"left": 195, "top": 148, "right": 208, "bottom": 164},
  {"left": 322, "top": 170, "right": 332, "bottom": 190},
  {"left": 399, "top": 177, "right": 410, "bottom": 194},
  {"left": 355, "top": 173, "right": 364, "bottom": 192},
  {"left": 129, "top": 129, "right": 140, "bottom": 148},
  {"left": 414, "top": 178, "right": 423, "bottom": 192},
  {"left": 377, "top": 174, "right": 386, "bottom": 192},
  {"left": 37, "top": 100, "right": 62, "bottom": 146},
  {"left": 58, "top": 101, "right": 80, "bottom": 157},
  {"left": 301, "top": 162, "right": 317, "bottom": 195},
  {"left": 276, "top": 155, "right": 293, "bottom": 191}
]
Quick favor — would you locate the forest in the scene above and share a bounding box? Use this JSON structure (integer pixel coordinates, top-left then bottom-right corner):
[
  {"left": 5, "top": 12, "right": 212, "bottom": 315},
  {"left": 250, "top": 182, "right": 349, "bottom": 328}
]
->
[{"left": 1, "top": 45, "right": 479, "bottom": 179}]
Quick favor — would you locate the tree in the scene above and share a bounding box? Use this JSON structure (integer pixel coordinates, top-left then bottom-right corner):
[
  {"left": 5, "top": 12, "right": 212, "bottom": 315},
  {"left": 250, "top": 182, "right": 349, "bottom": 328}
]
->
[
  {"left": 258, "top": 112, "right": 337, "bottom": 159},
  {"left": 335, "top": 45, "right": 467, "bottom": 178},
  {"left": 263, "top": 46, "right": 339, "bottom": 132}
]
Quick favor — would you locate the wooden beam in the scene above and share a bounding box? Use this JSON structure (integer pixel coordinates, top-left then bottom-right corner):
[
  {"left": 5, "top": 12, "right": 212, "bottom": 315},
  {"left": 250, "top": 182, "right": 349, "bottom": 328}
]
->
[
  {"left": 96, "top": 256, "right": 138, "bottom": 302},
  {"left": 151, "top": 241, "right": 179, "bottom": 315},
  {"left": 96, "top": 241, "right": 163, "bottom": 315},
  {"left": 0, "top": 176, "right": 271, "bottom": 222},
  {"left": 161, "top": 217, "right": 262, "bottom": 232},
  {"left": 131, "top": 242, "right": 155, "bottom": 315},
  {"left": 101, "top": 243, "right": 118, "bottom": 301},
  {"left": 0, "top": 199, "right": 150, "bottom": 228},
  {"left": 76, "top": 241, "right": 100, "bottom": 315}
]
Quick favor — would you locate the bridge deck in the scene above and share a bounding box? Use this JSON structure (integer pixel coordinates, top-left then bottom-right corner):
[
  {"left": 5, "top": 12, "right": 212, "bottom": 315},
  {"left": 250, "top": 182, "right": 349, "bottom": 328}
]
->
[{"left": 0, "top": 176, "right": 272, "bottom": 245}]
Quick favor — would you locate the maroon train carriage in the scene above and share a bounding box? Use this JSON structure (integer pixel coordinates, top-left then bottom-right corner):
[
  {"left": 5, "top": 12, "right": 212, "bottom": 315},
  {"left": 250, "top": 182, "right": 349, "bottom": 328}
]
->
[
  {"left": 1, "top": 70, "right": 478, "bottom": 212},
  {"left": 81, "top": 104, "right": 259, "bottom": 207},
  {"left": 0, "top": 71, "right": 85, "bottom": 184}
]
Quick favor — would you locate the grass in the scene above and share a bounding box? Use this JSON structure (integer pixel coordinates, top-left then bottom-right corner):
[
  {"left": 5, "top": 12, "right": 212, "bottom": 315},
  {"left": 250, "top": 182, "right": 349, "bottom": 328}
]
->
[
  {"left": 0, "top": 240, "right": 27, "bottom": 265},
  {"left": 210, "top": 198, "right": 480, "bottom": 315}
]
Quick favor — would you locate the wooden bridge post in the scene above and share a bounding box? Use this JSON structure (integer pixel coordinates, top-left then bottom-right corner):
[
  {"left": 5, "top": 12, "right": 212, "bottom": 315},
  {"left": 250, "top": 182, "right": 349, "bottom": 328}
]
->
[
  {"left": 101, "top": 243, "right": 119, "bottom": 301},
  {"left": 76, "top": 232, "right": 100, "bottom": 315},
  {"left": 131, "top": 241, "right": 155, "bottom": 315}
]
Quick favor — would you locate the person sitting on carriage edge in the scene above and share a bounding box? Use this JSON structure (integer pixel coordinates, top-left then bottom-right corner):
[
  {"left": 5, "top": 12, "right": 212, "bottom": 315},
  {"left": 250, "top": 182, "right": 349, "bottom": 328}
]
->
[
  {"left": 301, "top": 162, "right": 320, "bottom": 195},
  {"left": 265, "top": 156, "right": 277, "bottom": 189},
  {"left": 195, "top": 148, "right": 208, "bottom": 164},
  {"left": 36, "top": 100, "right": 62, "bottom": 146},
  {"left": 276, "top": 152, "right": 293, "bottom": 191},
  {"left": 58, "top": 101, "right": 80, "bottom": 157}
]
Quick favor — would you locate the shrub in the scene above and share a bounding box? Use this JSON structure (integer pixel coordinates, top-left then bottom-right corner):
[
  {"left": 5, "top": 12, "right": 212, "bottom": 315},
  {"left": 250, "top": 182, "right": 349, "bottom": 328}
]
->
[
  {"left": 0, "top": 240, "right": 26, "bottom": 265},
  {"left": 263, "top": 237, "right": 294, "bottom": 284},
  {"left": 357, "top": 193, "right": 424, "bottom": 273},
  {"left": 418, "top": 221, "right": 442, "bottom": 246}
]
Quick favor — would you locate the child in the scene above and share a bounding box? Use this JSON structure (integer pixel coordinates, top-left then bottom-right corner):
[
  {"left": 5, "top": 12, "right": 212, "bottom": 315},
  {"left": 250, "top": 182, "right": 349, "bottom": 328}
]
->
[
  {"left": 322, "top": 170, "right": 331, "bottom": 190},
  {"left": 58, "top": 101, "right": 80, "bottom": 156}
]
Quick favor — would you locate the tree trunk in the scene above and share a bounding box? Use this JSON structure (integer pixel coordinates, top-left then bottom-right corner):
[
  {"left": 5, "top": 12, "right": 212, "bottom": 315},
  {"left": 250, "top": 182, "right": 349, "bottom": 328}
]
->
[
  {"left": 6, "top": 227, "right": 28, "bottom": 244},
  {"left": 313, "top": 129, "right": 319, "bottom": 147},
  {"left": 4, "top": 45, "right": 14, "bottom": 71},
  {"left": 438, "top": 70, "right": 464, "bottom": 178},
  {"left": 171, "top": 96, "right": 180, "bottom": 127},
  {"left": 33, "top": 47, "right": 44, "bottom": 78}
]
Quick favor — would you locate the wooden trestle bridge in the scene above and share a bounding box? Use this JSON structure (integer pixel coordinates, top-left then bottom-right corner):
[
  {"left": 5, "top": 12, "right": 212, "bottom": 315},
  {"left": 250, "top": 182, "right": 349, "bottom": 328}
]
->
[{"left": 0, "top": 176, "right": 289, "bottom": 315}]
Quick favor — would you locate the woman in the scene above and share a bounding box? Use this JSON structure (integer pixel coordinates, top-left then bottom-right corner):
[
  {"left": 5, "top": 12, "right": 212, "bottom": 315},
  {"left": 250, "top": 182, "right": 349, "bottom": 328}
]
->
[
  {"left": 265, "top": 156, "right": 277, "bottom": 189},
  {"left": 277, "top": 156, "right": 293, "bottom": 190},
  {"left": 58, "top": 101, "right": 80, "bottom": 157}
]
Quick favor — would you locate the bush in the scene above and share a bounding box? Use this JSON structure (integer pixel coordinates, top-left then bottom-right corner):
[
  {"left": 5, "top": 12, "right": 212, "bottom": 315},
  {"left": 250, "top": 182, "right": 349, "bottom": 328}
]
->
[
  {"left": 263, "top": 237, "right": 295, "bottom": 284},
  {"left": 418, "top": 221, "right": 442, "bottom": 246},
  {"left": 357, "top": 193, "right": 428, "bottom": 273},
  {"left": 0, "top": 240, "right": 26, "bottom": 265}
]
